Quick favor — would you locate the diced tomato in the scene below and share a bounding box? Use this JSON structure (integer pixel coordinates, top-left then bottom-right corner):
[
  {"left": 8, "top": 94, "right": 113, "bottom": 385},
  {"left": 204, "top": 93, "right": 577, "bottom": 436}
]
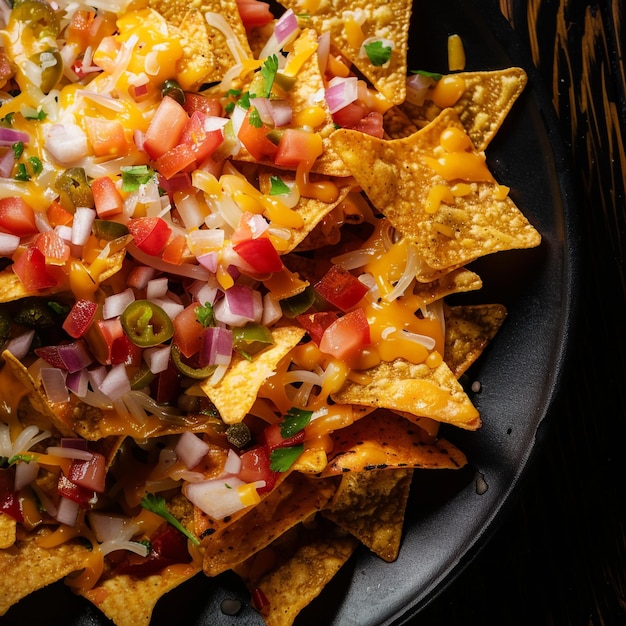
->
[
  {"left": 155, "top": 142, "right": 197, "bottom": 180},
  {"left": 0, "top": 487, "right": 23, "bottom": 522},
  {"left": 91, "top": 175, "right": 124, "bottom": 218},
  {"left": 68, "top": 452, "right": 106, "bottom": 494},
  {"left": 345, "top": 111, "right": 384, "bottom": 138},
  {"left": 274, "top": 128, "right": 323, "bottom": 168},
  {"left": 0, "top": 197, "right": 38, "bottom": 236},
  {"left": 85, "top": 118, "right": 128, "bottom": 157},
  {"left": 180, "top": 112, "right": 224, "bottom": 162},
  {"left": 157, "top": 172, "right": 193, "bottom": 198},
  {"left": 34, "top": 231, "right": 70, "bottom": 264},
  {"left": 235, "top": 0, "right": 274, "bottom": 29},
  {"left": 261, "top": 422, "right": 306, "bottom": 450},
  {"left": 46, "top": 200, "right": 73, "bottom": 227},
  {"left": 319, "top": 307, "right": 371, "bottom": 361},
  {"left": 233, "top": 237, "right": 283, "bottom": 273},
  {"left": 63, "top": 299, "right": 98, "bottom": 338},
  {"left": 296, "top": 311, "right": 339, "bottom": 345},
  {"left": 150, "top": 359, "right": 181, "bottom": 404},
  {"left": 66, "top": 10, "right": 116, "bottom": 52},
  {"left": 161, "top": 234, "right": 186, "bottom": 265},
  {"left": 34, "top": 345, "right": 66, "bottom": 369},
  {"left": 183, "top": 93, "right": 223, "bottom": 117},
  {"left": 173, "top": 303, "right": 204, "bottom": 358},
  {"left": 113, "top": 523, "right": 192, "bottom": 577},
  {"left": 12, "top": 246, "right": 58, "bottom": 291},
  {"left": 237, "top": 111, "right": 278, "bottom": 162},
  {"left": 57, "top": 473, "right": 96, "bottom": 507},
  {"left": 128, "top": 217, "right": 172, "bottom": 256},
  {"left": 332, "top": 101, "right": 368, "bottom": 128},
  {"left": 237, "top": 445, "right": 277, "bottom": 494},
  {"left": 110, "top": 333, "right": 143, "bottom": 366},
  {"left": 314, "top": 264, "right": 368, "bottom": 312},
  {"left": 143, "top": 96, "right": 190, "bottom": 160}
]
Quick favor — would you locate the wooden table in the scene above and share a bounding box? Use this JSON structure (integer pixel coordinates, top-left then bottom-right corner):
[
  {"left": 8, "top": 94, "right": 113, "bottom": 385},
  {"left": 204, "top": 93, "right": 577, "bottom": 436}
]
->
[{"left": 413, "top": 1, "right": 626, "bottom": 624}]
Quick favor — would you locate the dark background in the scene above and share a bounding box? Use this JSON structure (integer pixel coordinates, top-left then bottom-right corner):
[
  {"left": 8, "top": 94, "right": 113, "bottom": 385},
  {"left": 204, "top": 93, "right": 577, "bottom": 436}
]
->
[{"left": 414, "top": 1, "right": 626, "bottom": 624}]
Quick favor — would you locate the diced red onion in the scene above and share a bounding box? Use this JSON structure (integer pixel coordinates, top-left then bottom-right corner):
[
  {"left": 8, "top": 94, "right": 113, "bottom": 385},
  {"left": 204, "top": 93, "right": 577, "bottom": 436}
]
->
[
  {"left": 127, "top": 242, "right": 211, "bottom": 281},
  {"left": 45, "top": 123, "right": 89, "bottom": 164},
  {"left": 261, "top": 293, "right": 282, "bottom": 327},
  {"left": 214, "top": 285, "right": 262, "bottom": 326},
  {"left": 0, "top": 127, "right": 30, "bottom": 146},
  {"left": 144, "top": 344, "right": 171, "bottom": 374},
  {"left": 199, "top": 326, "right": 233, "bottom": 367},
  {"left": 56, "top": 496, "right": 80, "bottom": 526},
  {"left": 270, "top": 100, "right": 293, "bottom": 128},
  {"left": 71, "top": 207, "right": 96, "bottom": 246},
  {"left": 67, "top": 369, "right": 89, "bottom": 397},
  {"left": 14, "top": 459, "right": 39, "bottom": 490},
  {"left": 223, "top": 448, "right": 242, "bottom": 475},
  {"left": 4, "top": 329, "right": 35, "bottom": 359},
  {"left": 98, "top": 363, "right": 131, "bottom": 400},
  {"left": 103, "top": 288, "right": 135, "bottom": 319},
  {"left": 0, "top": 149, "right": 15, "bottom": 178},
  {"left": 406, "top": 72, "right": 436, "bottom": 106},
  {"left": 275, "top": 9, "right": 299, "bottom": 45},
  {"left": 197, "top": 251, "right": 218, "bottom": 273},
  {"left": 40, "top": 367, "right": 69, "bottom": 404},
  {"left": 317, "top": 31, "right": 331, "bottom": 74},
  {"left": 88, "top": 365, "right": 108, "bottom": 388},
  {"left": 325, "top": 76, "right": 358, "bottom": 114},
  {"left": 58, "top": 341, "right": 93, "bottom": 373},
  {"left": 249, "top": 97, "right": 274, "bottom": 126},
  {"left": 184, "top": 477, "right": 248, "bottom": 519},
  {"left": 175, "top": 431, "right": 210, "bottom": 470},
  {"left": 46, "top": 445, "right": 93, "bottom": 460},
  {"left": 127, "top": 265, "right": 157, "bottom": 290}
]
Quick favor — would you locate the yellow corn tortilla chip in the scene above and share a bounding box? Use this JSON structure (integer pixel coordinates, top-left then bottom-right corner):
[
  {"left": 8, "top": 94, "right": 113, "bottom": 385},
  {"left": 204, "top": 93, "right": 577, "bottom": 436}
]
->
[
  {"left": 201, "top": 325, "right": 306, "bottom": 424},
  {"left": 234, "top": 519, "right": 359, "bottom": 626},
  {"left": 0, "top": 514, "right": 16, "bottom": 550},
  {"left": 383, "top": 105, "right": 419, "bottom": 139},
  {"left": 332, "top": 358, "right": 480, "bottom": 429},
  {"left": 329, "top": 108, "right": 541, "bottom": 275},
  {"left": 412, "top": 267, "right": 482, "bottom": 308},
  {"left": 278, "top": 0, "right": 412, "bottom": 104},
  {"left": 323, "top": 467, "right": 413, "bottom": 562},
  {"left": 400, "top": 68, "right": 528, "bottom": 151},
  {"left": 444, "top": 303, "right": 508, "bottom": 378},
  {"left": 321, "top": 409, "right": 468, "bottom": 476},
  {"left": 0, "top": 527, "right": 91, "bottom": 615},
  {"left": 201, "top": 472, "right": 340, "bottom": 576},
  {"left": 81, "top": 564, "right": 201, "bottom": 626}
]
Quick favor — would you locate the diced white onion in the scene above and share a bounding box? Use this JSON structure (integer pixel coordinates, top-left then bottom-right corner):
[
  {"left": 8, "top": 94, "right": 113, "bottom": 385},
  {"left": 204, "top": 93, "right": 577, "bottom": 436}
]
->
[
  {"left": 144, "top": 344, "right": 171, "bottom": 374},
  {"left": 14, "top": 459, "right": 39, "bottom": 490},
  {"left": 175, "top": 431, "right": 210, "bottom": 470},
  {"left": 56, "top": 496, "right": 80, "bottom": 526},
  {"left": 40, "top": 367, "right": 69, "bottom": 404},
  {"left": 71, "top": 206, "right": 96, "bottom": 246},
  {"left": 184, "top": 476, "right": 248, "bottom": 519},
  {"left": 103, "top": 288, "right": 136, "bottom": 319}
]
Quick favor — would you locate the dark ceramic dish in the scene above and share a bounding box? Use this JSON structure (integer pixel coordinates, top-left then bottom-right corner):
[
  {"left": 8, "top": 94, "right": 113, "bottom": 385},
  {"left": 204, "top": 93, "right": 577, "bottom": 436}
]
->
[{"left": 3, "top": 0, "right": 577, "bottom": 624}]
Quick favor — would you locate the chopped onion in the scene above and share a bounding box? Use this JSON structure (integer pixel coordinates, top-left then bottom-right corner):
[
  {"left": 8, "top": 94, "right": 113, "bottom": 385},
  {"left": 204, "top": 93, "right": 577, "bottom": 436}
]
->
[
  {"left": 14, "top": 459, "right": 39, "bottom": 490},
  {"left": 144, "top": 344, "right": 171, "bottom": 374},
  {"left": 184, "top": 476, "right": 248, "bottom": 519},
  {"left": 67, "top": 369, "right": 89, "bottom": 397},
  {"left": 325, "top": 77, "right": 358, "bottom": 114},
  {"left": 40, "top": 367, "right": 69, "bottom": 404},
  {"left": 175, "top": 431, "right": 210, "bottom": 470},
  {"left": 103, "top": 288, "right": 136, "bottom": 319},
  {"left": 127, "top": 242, "right": 211, "bottom": 281},
  {"left": 189, "top": 279, "right": 219, "bottom": 306},
  {"left": 173, "top": 190, "right": 208, "bottom": 230},
  {"left": 146, "top": 277, "right": 169, "bottom": 299},
  {"left": 45, "top": 123, "right": 89, "bottom": 164},
  {"left": 56, "top": 496, "right": 80, "bottom": 526},
  {"left": 223, "top": 448, "right": 242, "bottom": 475},
  {"left": 46, "top": 446, "right": 93, "bottom": 460},
  {"left": 0, "top": 127, "right": 30, "bottom": 146},
  {"left": 249, "top": 97, "right": 275, "bottom": 126},
  {"left": 88, "top": 512, "right": 149, "bottom": 557},
  {"left": 149, "top": 296, "right": 184, "bottom": 320},
  {"left": 127, "top": 265, "right": 157, "bottom": 290},
  {"left": 0, "top": 149, "right": 15, "bottom": 178},
  {"left": 71, "top": 207, "right": 96, "bottom": 246},
  {"left": 261, "top": 293, "right": 282, "bottom": 327},
  {"left": 98, "top": 363, "right": 131, "bottom": 400},
  {"left": 317, "top": 31, "right": 331, "bottom": 74},
  {"left": 187, "top": 228, "right": 224, "bottom": 255},
  {"left": 214, "top": 285, "right": 262, "bottom": 326},
  {"left": 199, "top": 326, "right": 233, "bottom": 367},
  {"left": 5, "top": 329, "right": 35, "bottom": 360},
  {"left": 11, "top": 425, "right": 51, "bottom": 456},
  {"left": 58, "top": 341, "right": 93, "bottom": 373},
  {"left": 275, "top": 9, "right": 299, "bottom": 45},
  {"left": 270, "top": 100, "right": 293, "bottom": 127},
  {"left": 406, "top": 72, "right": 436, "bottom": 106}
]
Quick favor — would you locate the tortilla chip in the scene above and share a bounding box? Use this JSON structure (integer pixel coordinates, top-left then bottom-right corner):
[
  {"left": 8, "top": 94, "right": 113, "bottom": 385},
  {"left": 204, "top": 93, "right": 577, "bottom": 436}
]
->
[
  {"left": 412, "top": 267, "right": 482, "bottom": 308},
  {"left": 383, "top": 105, "right": 419, "bottom": 139},
  {"left": 201, "top": 325, "right": 306, "bottom": 424},
  {"left": 201, "top": 472, "right": 340, "bottom": 576},
  {"left": 444, "top": 303, "right": 508, "bottom": 378},
  {"left": 234, "top": 519, "right": 359, "bottom": 626},
  {"left": 279, "top": 0, "right": 412, "bottom": 104},
  {"left": 329, "top": 109, "right": 541, "bottom": 276},
  {"left": 81, "top": 564, "right": 200, "bottom": 626},
  {"left": 321, "top": 409, "right": 467, "bottom": 476},
  {"left": 0, "top": 527, "right": 91, "bottom": 614},
  {"left": 323, "top": 468, "right": 413, "bottom": 561},
  {"left": 0, "top": 515, "right": 16, "bottom": 550},
  {"left": 332, "top": 359, "right": 480, "bottom": 429},
  {"left": 400, "top": 68, "right": 528, "bottom": 150}
]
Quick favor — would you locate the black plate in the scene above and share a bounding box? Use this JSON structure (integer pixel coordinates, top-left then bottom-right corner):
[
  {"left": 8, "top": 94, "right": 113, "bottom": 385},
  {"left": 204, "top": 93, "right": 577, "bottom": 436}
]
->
[{"left": 3, "top": 1, "right": 578, "bottom": 624}]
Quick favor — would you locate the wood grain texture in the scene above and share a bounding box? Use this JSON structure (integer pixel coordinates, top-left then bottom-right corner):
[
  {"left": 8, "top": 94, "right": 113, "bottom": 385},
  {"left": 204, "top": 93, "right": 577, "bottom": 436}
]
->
[{"left": 413, "top": 1, "right": 626, "bottom": 624}]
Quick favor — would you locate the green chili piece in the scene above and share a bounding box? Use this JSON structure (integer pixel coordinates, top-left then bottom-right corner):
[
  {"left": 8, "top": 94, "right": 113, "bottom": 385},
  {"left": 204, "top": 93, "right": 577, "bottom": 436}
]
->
[
  {"left": 280, "top": 286, "right": 316, "bottom": 318},
  {"left": 14, "top": 299, "right": 55, "bottom": 329},
  {"left": 10, "top": 0, "right": 60, "bottom": 39},
  {"left": 170, "top": 344, "right": 216, "bottom": 380},
  {"left": 232, "top": 323, "right": 274, "bottom": 356},
  {"left": 54, "top": 167, "right": 94, "bottom": 212},
  {"left": 120, "top": 300, "right": 174, "bottom": 347},
  {"left": 129, "top": 364, "right": 156, "bottom": 390},
  {"left": 161, "top": 79, "right": 185, "bottom": 105},
  {"left": 31, "top": 48, "right": 63, "bottom": 93},
  {"left": 92, "top": 220, "right": 130, "bottom": 241}
]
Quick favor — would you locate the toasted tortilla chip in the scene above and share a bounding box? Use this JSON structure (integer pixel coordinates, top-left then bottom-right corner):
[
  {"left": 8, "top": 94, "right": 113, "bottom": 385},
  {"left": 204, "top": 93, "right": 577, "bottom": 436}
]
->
[
  {"left": 321, "top": 409, "right": 467, "bottom": 476},
  {"left": 332, "top": 359, "right": 480, "bottom": 429},
  {"left": 383, "top": 105, "right": 419, "bottom": 139},
  {"left": 329, "top": 109, "right": 541, "bottom": 276},
  {"left": 400, "top": 68, "right": 528, "bottom": 150},
  {"left": 444, "top": 303, "right": 508, "bottom": 378},
  {"left": 279, "top": 0, "right": 412, "bottom": 104},
  {"left": 0, "top": 527, "right": 91, "bottom": 614},
  {"left": 201, "top": 325, "right": 306, "bottom": 424},
  {"left": 0, "top": 515, "right": 16, "bottom": 550},
  {"left": 234, "top": 519, "right": 359, "bottom": 626},
  {"left": 412, "top": 267, "right": 482, "bottom": 308},
  {"left": 201, "top": 472, "right": 340, "bottom": 576},
  {"left": 81, "top": 564, "right": 201, "bottom": 626},
  {"left": 323, "top": 468, "right": 413, "bottom": 561}
]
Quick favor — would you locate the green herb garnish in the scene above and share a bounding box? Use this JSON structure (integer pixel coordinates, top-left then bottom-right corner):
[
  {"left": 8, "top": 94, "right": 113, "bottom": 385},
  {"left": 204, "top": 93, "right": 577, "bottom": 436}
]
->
[
  {"left": 248, "top": 106, "right": 263, "bottom": 128},
  {"left": 363, "top": 40, "right": 392, "bottom": 67},
  {"left": 12, "top": 142, "right": 24, "bottom": 158},
  {"left": 269, "top": 445, "right": 304, "bottom": 472},
  {"left": 120, "top": 165, "right": 156, "bottom": 192},
  {"left": 269, "top": 175, "right": 291, "bottom": 196},
  {"left": 140, "top": 493, "right": 200, "bottom": 546},
  {"left": 280, "top": 408, "right": 312, "bottom": 439},
  {"left": 410, "top": 69, "right": 443, "bottom": 81},
  {"left": 14, "top": 163, "right": 30, "bottom": 181},
  {"left": 195, "top": 302, "right": 216, "bottom": 328},
  {"left": 260, "top": 54, "right": 279, "bottom": 98}
]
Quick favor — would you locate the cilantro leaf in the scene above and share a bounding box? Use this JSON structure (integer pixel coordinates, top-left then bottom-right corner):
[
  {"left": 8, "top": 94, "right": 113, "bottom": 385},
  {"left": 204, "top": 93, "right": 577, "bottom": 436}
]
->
[
  {"left": 410, "top": 69, "right": 443, "bottom": 81},
  {"left": 260, "top": 54, "right": 279, "bottom": 98},
  {"left": 28, "top": 156, "right": 43, "bottom": 175},
  {"left": 12, "top": 142, "right": 24, "bottom": 158},
  {"left": 195, "top": 302, "right": 216, "bottom": 327},
  {"left": 8, "top": 453, "right": 37, "bottom": 465},
  {"left": 280, "top": 408, "right": 312, "bottom": 439},
  {"left": 239, "top": 91, "right": 252, "bottom": 110},
  {"left": 120, "top": 165, "right": 156, "bottom": 192},
  {"left": 248, "top": 106, "right": 263, "bottom": 128},
  {"left": 269, "top": 175, "right": 291, "bottom": 196},
  {"left": 270, "top": 445, "right": 304, "bottom": 472},
  {"left": 141, "top": 493, "right": 200, "bottom": 546},
  {"left": 364, "top": 40, "right": 393, "bottom": 67},
  {"left": 14, "top": 163, "right": 30, "bottom": 181}
]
